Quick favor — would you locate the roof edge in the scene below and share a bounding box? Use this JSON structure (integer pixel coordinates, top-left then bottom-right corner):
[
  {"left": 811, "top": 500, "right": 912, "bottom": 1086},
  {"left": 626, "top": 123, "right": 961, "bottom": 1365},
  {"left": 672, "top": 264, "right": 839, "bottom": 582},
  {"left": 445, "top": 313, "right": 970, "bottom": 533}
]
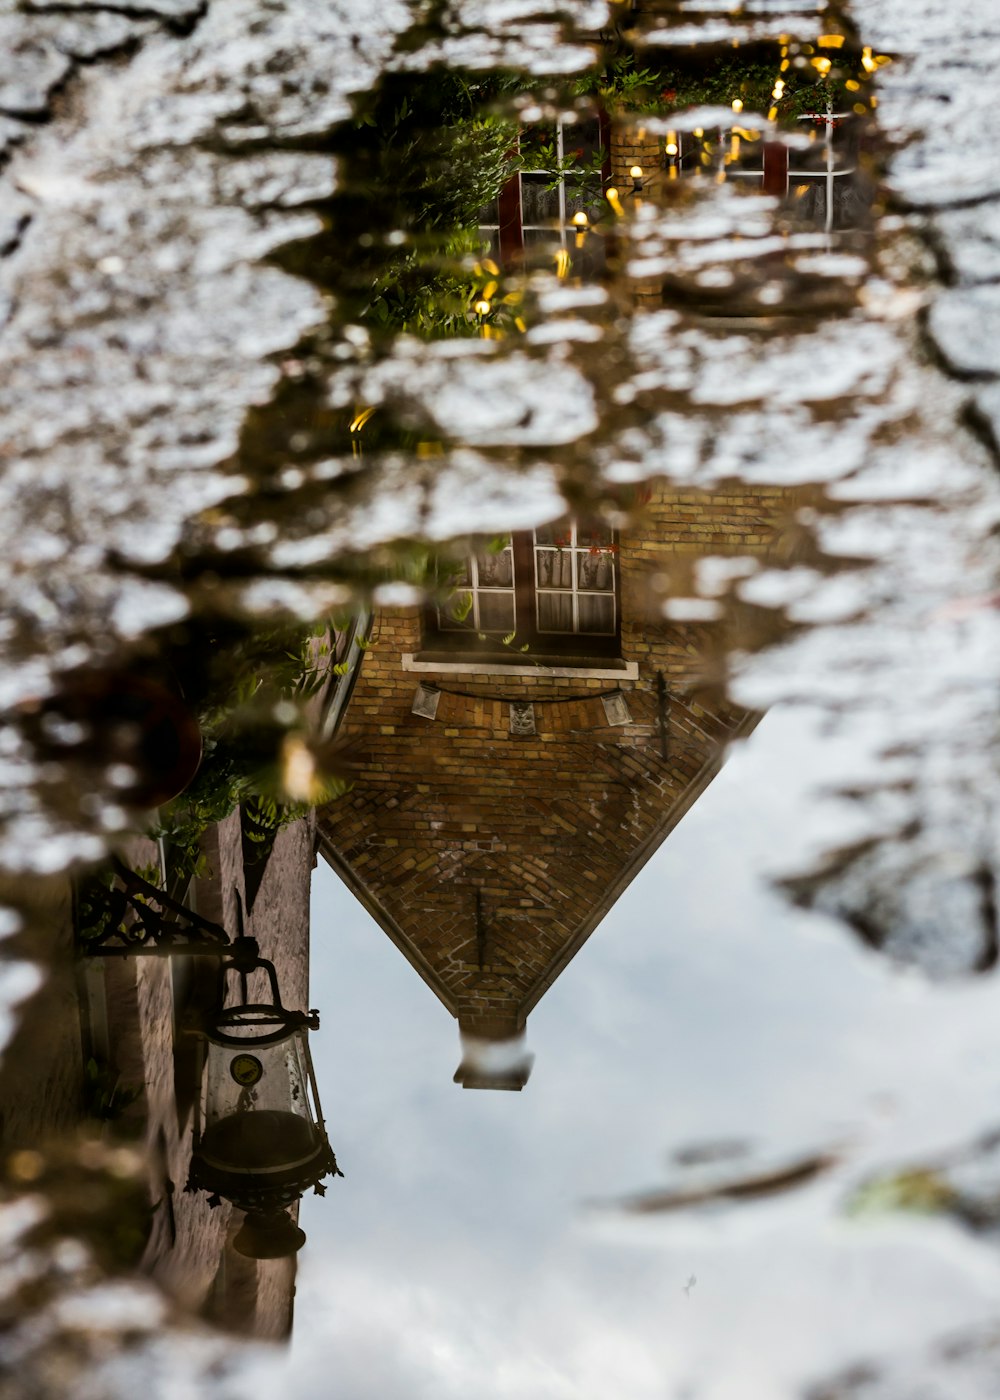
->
[
  {"left": 519, "top": 710, "right": 761, "bottom": 1018},
  {"left": 316, "top": 831, "right": 459, "bottom": 1016}
]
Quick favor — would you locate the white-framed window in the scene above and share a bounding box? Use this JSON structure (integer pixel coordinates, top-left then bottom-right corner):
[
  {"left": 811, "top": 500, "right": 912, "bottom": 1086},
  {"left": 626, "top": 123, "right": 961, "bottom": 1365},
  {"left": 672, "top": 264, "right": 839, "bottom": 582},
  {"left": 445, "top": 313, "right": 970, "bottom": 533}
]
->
[
  {"left": 438, "top": 542, "right": 516, "bottom": 634},
  {"left": 533, "top": 523, "right": 617, "bottom": 635},
  {"left": 428, "top": 523, "right": 621, "bottom": 660}
]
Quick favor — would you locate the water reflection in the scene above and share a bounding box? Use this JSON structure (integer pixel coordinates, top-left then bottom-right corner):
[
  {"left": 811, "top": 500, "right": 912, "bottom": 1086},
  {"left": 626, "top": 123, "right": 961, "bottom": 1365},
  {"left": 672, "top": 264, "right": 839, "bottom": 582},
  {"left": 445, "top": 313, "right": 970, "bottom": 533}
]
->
[
  {"left": 4, "top": 0, "right": 1000, "bottom": 1394},
  {"left": 316, "top": 484, "right": 813, "bottom": 1083}
]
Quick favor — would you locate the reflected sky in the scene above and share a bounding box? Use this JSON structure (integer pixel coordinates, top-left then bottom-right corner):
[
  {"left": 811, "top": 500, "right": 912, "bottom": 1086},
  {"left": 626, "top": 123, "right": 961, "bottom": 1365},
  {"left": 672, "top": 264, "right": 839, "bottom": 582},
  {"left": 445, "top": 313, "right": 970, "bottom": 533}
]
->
[{"left": 298, "top": 705, "right": 1000, "bottom": 1399}]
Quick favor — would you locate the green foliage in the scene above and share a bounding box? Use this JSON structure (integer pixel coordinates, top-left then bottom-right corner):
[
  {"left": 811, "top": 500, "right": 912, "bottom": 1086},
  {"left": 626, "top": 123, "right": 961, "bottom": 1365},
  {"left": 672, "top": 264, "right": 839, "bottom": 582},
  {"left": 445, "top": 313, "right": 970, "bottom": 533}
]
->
[
  {"left": 365, "top": 230, "right": 499, "bottom": 340},
  {"left": 83, "top": 1057, "right": 143, "bottom": 1123},
  {"left": 585, "top": 49, "right": 865, "bottom": 122},
  {"left": 847, "top": 1168, "right": 956, "bottom": 1218},
  {"left": 351, "top": 72, "right": 522, "bottom": 231},
  {"left": 154, "top": 619, "right": 352, "bottom": 878},
  {"left": 75, "top": 866, "right": 117, "bottom": 947},
  {"left": 449, "top": 590, "right": 473, "bottom": 623},
  {"left": 342, "top": 72, "right": 527, "bottom": 339}
]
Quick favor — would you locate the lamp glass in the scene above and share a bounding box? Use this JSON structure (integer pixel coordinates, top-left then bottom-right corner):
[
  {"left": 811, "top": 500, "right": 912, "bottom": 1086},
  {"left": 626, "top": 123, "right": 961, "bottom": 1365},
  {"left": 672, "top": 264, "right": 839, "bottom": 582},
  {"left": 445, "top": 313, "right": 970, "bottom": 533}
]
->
[{"left": 198, "top": 1026, "right": 319, "bottom": 1181}]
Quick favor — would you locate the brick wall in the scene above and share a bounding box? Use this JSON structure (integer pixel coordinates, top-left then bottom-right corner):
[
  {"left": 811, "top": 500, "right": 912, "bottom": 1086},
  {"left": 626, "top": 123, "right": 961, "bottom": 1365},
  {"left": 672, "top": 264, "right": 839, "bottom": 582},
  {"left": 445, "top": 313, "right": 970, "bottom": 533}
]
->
[
  {"left": 318, "top": 478, "right": 809, "bottom": 1079},
  {"left": 73, "top": 814, "right": 317, "bottom": 1335}
]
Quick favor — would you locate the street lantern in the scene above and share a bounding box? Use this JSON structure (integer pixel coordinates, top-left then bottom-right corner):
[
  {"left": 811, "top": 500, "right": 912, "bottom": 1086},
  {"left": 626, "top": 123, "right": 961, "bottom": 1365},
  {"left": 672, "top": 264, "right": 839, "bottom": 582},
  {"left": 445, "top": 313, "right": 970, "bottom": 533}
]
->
[
  {"left": 77, "top": 858, "right": 342, "bottom": 1259},
  {"left": 187, "top": 939, "right": 342, "bottom": 1258}
]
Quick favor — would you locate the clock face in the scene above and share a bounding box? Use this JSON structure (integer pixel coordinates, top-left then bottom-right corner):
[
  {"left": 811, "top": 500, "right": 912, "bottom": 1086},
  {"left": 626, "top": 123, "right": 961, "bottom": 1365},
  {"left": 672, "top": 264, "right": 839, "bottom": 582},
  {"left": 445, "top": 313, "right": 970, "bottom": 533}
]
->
[{"left": 230, "top": 1053, "right": 264, "bottom": 1087}]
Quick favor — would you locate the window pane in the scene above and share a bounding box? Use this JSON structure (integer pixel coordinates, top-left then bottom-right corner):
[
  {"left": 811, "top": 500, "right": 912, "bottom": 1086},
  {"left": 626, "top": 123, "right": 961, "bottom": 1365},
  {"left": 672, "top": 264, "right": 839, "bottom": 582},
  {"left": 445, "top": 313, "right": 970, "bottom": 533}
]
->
[
  {"left": 475, "top": 549, "right": 513, "bottom": 588},
  {"left": 536, "top": 550, "right": 573, "bottom": 589},
  {"left": 520, "top": 175, "right": 560, "bottom": 226},
  {"left": 439, "top": 591, "right": 473, "bottom": 630},
  {"left": 578, "top": 522, "right": 613, "bottom": 549},
  {"left": 535, "top": 523, "right": 573, "bottom": 548},
  {"left": 479, "top": 592, "right": 515, "bottom": 632},
  {"left": 577, "top": 551, "right": 614, "bottom": 590},
  {"left": 577, "top": 593, "right": 615, "bottom": 634},
  {"left": 537, "top": 593, "right": 574, "bottom": 633}
]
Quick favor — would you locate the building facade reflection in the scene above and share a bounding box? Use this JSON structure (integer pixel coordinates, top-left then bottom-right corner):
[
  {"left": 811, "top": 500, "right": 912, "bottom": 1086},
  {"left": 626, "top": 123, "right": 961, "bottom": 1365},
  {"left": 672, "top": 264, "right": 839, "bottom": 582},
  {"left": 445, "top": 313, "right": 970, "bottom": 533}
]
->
[{"left": 318, "top": 479, "right": 813, "bottom": 1086}]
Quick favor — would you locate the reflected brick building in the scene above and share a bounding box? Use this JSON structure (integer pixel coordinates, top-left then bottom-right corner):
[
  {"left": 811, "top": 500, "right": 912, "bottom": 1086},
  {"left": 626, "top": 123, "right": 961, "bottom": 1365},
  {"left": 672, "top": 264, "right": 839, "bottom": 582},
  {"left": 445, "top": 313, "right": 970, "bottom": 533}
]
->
[{"left": 318, "top": 479, "right": 807, "bottom": 1087}]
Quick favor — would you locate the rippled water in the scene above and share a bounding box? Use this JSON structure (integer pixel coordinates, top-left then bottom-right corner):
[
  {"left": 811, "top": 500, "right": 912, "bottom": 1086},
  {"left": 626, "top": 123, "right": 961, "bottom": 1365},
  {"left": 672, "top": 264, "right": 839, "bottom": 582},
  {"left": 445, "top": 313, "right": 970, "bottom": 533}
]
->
[{"left": 3, "top": 1, "right": 1000, "bottom": 1396}]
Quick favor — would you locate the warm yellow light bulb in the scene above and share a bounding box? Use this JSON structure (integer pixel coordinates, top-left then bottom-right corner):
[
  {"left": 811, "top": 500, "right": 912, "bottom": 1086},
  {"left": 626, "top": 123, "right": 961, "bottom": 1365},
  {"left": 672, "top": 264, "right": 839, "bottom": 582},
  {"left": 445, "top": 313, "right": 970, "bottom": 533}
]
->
[
  {"left": 665, "top": 142, "right": 678, "bottom": 156},
  {"left": 731, "top": 98, "right": 743, "bottom": 113},
  {"left": 473, "top": 299, "right": 491, "bottom": 316},
  {"left": 629, "top": 165, "right": 643, "bottom": 179},
  {"left": 572, "top": 210, "right": 589, "bottom": 227}
]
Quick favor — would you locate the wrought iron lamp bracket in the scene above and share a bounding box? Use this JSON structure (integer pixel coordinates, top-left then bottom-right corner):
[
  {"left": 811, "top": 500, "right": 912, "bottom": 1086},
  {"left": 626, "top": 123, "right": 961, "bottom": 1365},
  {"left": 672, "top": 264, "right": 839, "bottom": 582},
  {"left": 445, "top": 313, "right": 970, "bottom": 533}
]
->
[{"left": 79, "top": 856, "right": 232, "bottom": 957}]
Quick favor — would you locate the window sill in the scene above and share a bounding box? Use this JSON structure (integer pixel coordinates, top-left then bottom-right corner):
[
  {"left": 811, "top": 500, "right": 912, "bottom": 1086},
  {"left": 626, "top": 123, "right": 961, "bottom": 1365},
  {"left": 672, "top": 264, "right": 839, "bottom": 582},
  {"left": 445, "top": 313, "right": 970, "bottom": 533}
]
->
[{"left": 402, "top": 653, "right": 638, "bottom": 681}]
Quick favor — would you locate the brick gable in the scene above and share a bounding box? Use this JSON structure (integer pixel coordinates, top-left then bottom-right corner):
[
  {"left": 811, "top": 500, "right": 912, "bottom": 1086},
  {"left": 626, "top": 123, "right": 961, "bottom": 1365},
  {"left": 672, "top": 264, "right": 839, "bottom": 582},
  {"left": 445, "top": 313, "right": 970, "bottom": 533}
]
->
[{"left": 318, "top": 479, "right": 811, "bottom": 1080}]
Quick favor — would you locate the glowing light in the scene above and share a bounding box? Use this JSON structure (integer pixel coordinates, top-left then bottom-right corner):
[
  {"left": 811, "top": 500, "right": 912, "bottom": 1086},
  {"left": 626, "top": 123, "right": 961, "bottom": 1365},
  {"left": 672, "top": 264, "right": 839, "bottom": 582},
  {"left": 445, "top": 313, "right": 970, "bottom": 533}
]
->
[
  {"left": 772, "top": 78, "right": 786, "bottom": 99},
  {"left": 693, "top": 127, "right": 704, "bottom": 138},
  {"left": 811, "top": 56, "right": 832, "bottom": 74},
  {"left": 349, "top": 405, "right": 377, "bottom": 433},
  {"left": 817, "top": 33, "right": 846, "bottom": 47},
  {"left": 731, "top": 98, "right": 743, "bottom": 113},
  {"left": 473, "top": 299, "right": 491, "bottom": 316},
  {"left": 629, "top": 165, "right": 643, "bottom": 179},
  {"left": 605, "top": 186, "right": 624, "bottom": 215},
  {"left": 845, "top": 79, "right": 861, "bottom": 91},
  {"left": 572, "top": 210, "right": 589, "bottom": 227},
  {"left": 554, "top": 248, "right": 571, "bottom": 278},
  {"left": 482, "top": 279, "right": 498, "bottom": 300},
  {"left": 481, "top": 258, "right": 500, "bottom": 276},
  {"left": 281, "top": 735, "right": 321, "bottom": 804},
  {"left": 665, "top": 142, "right": 678, "bottom": 156},
  {"left": 861, "top": 47, "right": 877, "bottom": 73}
]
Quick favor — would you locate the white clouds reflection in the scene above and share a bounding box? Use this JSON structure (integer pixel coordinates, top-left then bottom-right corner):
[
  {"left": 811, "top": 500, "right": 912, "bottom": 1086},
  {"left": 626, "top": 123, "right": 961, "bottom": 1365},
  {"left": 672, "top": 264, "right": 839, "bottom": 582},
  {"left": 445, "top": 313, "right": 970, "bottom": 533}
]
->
[{"left": 298, "top": 707, "right": 1000, "bottom": 1399}]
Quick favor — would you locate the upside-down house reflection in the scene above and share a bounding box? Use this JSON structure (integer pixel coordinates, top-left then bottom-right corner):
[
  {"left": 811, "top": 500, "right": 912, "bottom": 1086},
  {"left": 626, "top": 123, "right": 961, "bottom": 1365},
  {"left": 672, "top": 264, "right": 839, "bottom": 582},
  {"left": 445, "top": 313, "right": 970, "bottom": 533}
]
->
[{"left": 318, "top": 480, "right": 814, "bottom": 1087}]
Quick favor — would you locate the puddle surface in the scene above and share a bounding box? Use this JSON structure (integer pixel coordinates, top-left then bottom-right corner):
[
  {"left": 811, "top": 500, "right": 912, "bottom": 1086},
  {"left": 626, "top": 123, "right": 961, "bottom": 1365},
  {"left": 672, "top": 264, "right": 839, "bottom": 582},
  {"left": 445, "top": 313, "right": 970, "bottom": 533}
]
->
[{"left": 3, "top": 2, "right": 1000, "bottom": 1397}]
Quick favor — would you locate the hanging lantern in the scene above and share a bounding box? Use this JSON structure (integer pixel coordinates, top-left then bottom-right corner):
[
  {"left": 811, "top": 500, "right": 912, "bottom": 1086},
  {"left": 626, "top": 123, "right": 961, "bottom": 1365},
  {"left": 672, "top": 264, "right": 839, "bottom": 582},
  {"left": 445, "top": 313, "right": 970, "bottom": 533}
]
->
[{"left": 188, "top": 939, "right": 342, "bottom": 1259}]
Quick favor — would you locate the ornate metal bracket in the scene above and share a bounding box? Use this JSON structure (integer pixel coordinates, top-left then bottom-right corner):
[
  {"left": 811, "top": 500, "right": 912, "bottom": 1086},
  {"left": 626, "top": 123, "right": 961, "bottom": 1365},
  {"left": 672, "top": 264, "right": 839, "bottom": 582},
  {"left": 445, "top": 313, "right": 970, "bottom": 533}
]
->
[{"left": 77, "top": 857, "right": 232, "bottom": 957}]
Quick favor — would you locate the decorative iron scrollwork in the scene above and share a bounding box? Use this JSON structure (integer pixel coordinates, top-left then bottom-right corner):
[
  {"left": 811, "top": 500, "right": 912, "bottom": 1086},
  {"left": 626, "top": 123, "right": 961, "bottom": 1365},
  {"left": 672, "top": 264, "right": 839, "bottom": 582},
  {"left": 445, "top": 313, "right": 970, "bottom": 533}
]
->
[{"left": 77, "top": 857, "right": 231, "bottom": 956}]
